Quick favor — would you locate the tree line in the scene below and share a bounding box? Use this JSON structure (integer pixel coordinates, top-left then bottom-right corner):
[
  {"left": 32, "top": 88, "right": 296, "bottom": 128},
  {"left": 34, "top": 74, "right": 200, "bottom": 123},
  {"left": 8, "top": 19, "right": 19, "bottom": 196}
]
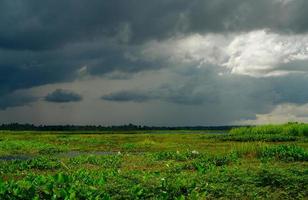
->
[{"left": 0, "top": 123, "right": 242, "bottom": 131}]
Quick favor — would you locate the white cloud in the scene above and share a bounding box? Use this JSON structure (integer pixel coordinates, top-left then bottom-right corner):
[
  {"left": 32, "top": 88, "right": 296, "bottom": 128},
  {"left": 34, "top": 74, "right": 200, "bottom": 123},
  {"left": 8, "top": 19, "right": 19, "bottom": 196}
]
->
[
  {"left": 238, "top": 103, "right": 308, "bottom": 125},
  {"left": 274, "top": 0, "right": 295, "bottom": 6},
  {"left": 141, "top": 34, "right": 230, "bottom": 67},
  {"left": 142, "top": 30, "right": 308, "bottom": 77},
  {"left": 224, "top": 30, "right": 308, "bottom": 77}
]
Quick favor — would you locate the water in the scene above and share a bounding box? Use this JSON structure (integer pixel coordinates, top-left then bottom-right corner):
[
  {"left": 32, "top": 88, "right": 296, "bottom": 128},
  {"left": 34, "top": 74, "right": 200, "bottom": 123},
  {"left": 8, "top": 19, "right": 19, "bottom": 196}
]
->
[
  {"left": 0, "top": 150, "right": 145, "bottom": 161},
  {"left": 0, "top": 155, "right": 32, "bottom": 161},
  {"left": 57, "top": 151, "right": 120, "bottom": 158}
]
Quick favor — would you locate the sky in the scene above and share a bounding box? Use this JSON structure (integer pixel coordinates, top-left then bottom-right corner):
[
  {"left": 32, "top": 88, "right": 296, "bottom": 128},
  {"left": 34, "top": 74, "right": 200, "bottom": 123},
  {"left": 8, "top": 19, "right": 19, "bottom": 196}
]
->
[{"left": 1, "top": 0, "right": 308, "bottom": 126}]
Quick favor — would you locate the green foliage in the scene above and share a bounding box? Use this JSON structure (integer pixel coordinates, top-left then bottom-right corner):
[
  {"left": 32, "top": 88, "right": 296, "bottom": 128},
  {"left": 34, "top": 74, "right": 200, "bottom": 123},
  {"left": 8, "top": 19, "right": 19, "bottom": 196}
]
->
[
  {"left": 230, "top": 123, "right": 308, "bottom": 137},
  {"left": 215, "top": 123, "right": 308, "bottom": 142},
  {"left": 38, "top": 147, "right": 64, "bottom": 155},
  {"left": 1, "top": 166, "right": 306, "bottom": 199},
  {"left": 121, "top": 143, "right": 137, "bottom": 151},
  {"left": 257, "top": 166, "right": 308, "bottom": 198},
  {"left": 0, "top": 130, "right": 307, "bottom": 199},
  {"left": 0, "top": 156, "right": 61, "bottom": 174},
  {"left": 257, "top": 145, "right": 308, "bottom": 162},
  {"left": 150, "top": 151, "right": 201, "bottom": 161},
  {"left": 217, "top": 134, "right": 298, "bottom": 142},
  {"left": 0, "top": 171, "right": 111, "bottom": 199},
  {"left": 0, "top": 140, "right": 59, "bottom": 154},
  {"left": 70, "top": 155, "right": 122, "bottom": 169},
  {"left": 186, "top": 152, "right": 238, "bottom": 173}
]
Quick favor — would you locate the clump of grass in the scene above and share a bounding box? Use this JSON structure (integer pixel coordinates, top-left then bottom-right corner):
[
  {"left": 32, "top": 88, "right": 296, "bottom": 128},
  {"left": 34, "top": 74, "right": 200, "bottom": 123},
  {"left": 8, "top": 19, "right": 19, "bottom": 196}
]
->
[
  {"left": 216, "top": 134, "right": 298, "bottom": 142},
  {"left": 214, "top": 123, "right": 308, "bottom": 142},
  {"left": 0, "top": 140, "right": 58, "bottom": 154},
  {"left": 257, "top": 145, "right": 308, "bottom": 162},
  {"left": 121, "top": 143, "right": 137, "bottom": 151},
  {"left": 25, "top": 156, "right": 61, "bottom": 170},
  {"left": 233, "top": 143, "right": 265, "bottom": 158},
  {"left": 139, "top": 138, "right": 156, "bottom": 147},
  {"left": 230, "top": 123, "right": 308, "bottom": 137},
  {"left": 150, "top": 150, "right": 201, "bottom": 161},
  {"left": 184, "top": 152, "right": 239, "bottom": 173},
  {"left": 69, "top": 155, "right": 122, "bottom": 168},
  {"left": 38, "top": 147, "right": 64, "bottom": 155},
  {"left": 0, "top": 156, "right": 61, "bottom": 173},
  {"left": 256, "top": 166, "right": 308, "bottom": 198}
]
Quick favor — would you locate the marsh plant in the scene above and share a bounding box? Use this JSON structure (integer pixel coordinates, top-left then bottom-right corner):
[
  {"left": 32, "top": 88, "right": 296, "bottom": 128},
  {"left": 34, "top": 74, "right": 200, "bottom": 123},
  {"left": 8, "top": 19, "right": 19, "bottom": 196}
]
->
[{"left": 0, "top": 125, "right": 307, "bottom": 199}]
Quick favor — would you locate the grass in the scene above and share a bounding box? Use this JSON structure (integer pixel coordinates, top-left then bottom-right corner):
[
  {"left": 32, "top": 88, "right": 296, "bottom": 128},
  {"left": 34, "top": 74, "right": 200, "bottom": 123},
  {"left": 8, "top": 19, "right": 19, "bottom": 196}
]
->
[
  {"left": 212, "top": 123, "right": 308, "bottom": 142},
  {"left": 257, "top": 144, "right": 308, "bottom": 162},
  {"left": 230, "top": 123, "right": 308, "bottom": 137},
  {"left": 0, "top": 124, "right": 307, "bottom": 199}
]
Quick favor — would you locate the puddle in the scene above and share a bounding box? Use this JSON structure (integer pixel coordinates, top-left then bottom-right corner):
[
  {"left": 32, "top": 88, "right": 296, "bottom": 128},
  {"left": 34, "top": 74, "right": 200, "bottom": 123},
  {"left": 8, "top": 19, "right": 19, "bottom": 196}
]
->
[
  {"left": 0, "top": 151, "right": 143, "bottom": 161},
  {"left": 0, "top": 155, "right": 32, "bottom": 161},
  {"left": 210, "top": 132, "right": 228, "bottom": 134},
  {"left": 58, "top": 151, "right": 146, "bottom": 157},
  {"left": 57, "top": 151, "right": 120, "bottom": 158}
]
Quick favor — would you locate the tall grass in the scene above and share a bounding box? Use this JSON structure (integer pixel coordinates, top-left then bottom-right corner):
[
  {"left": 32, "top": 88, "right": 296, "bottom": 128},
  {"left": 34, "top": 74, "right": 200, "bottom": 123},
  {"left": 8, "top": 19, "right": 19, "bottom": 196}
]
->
[
  {"left": 230, "top": 123, "right": 308, "bottom": 137},
  {"left": 216, "top": 123, "right": 308, "bottom": 142},
  {"left": 217, "top": 134, "right": 298, "bottom": 142}
]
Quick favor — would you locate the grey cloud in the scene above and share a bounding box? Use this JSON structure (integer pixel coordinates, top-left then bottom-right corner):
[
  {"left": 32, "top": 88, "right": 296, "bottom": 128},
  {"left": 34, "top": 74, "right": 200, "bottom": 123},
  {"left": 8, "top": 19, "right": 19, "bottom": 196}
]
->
[
  {"left": 0, "top": 39, "right": 160, "bottom": 99},
  {"left": 102, "top": 84, "right": 214, "bottom": 105},
  {"left": 271, "top": 74, "right": 308, "bottom": 105},
  {"left": 102, "top": 91, "right": 152, "bottom": 103},
  {"left": 1, "top": 0, "right": 308, "bottom": 51},
  {"left": 1, "top": 0, "right": 308, "bottom": 125},
  {"left": 101, "top": 65, "right": 308, "bottom": 123},
  {"left": 45, "top": 89, "right": 82, "bottom": 103},
  {"left": 0, "top": 93, "right": 38, "bottom": 110},
  {"left": 0, "top": 0, "right": 188, "bottom": 50},
  {"left": 1, "top": 0, "right": 308, "bottom": 96}
]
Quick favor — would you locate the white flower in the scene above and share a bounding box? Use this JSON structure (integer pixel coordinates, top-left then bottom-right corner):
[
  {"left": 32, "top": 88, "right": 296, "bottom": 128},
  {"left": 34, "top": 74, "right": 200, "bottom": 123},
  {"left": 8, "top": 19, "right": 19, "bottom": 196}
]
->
[{"left": 192, "top": 150, "right": 199, "bottom": 155}]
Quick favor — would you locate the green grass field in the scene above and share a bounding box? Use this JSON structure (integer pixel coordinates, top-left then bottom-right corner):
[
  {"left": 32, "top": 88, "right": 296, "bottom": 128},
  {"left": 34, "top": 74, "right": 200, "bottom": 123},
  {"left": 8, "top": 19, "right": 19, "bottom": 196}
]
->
[{"left": 0, "top": 124, "right": 307, "bottom": 199}]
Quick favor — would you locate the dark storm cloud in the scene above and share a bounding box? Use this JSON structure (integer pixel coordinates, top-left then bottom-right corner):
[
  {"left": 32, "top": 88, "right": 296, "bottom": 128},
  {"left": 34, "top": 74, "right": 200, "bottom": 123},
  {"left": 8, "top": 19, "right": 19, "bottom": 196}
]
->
[
  {"left": 0, "top": 0, "right": 187, "bottom": 50},
  {"left": 102, "top": 82, "right": 215, "bottom": 105},
  {"left": 0, "top": 93, "right": 37, "bottom": 110},
  {"left": 102, "top": 91, "right": 152, "bottom": 103},
  {"left": 1, "top": 0, "right": 308, "bottom": 122},
  {"left": 102, "top": 89, "right": 207, "bottom": 105},
  {"left": 102, "top": 70, "right": 267, "bottom": 105},
  {"left": 0, "top": 0, "right": 308, "bottom": 96},
  {"left": 271, "top": 74, "right": 308, "bottom": 105},
  {"left": 101, "top": 66, "right": 308, "bottom": 123},
  {"left": 1, "top": 0, "right": 308, "bottom": 51},
  {"left": 0, "top": 39, "right": 160, "bottom": 99},
  {"left": 0, "top": 47, "right": 81, "bottom": 97},
  {"left": 45, "top": 89, "right": 82, "bottom": 103}
]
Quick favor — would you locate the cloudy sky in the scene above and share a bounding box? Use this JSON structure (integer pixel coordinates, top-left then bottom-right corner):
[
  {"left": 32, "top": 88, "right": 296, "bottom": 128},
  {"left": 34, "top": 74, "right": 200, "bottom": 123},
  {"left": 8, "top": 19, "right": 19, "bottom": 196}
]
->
[{"left": 1, "top": 0, "right": 308, "bottom": 126}]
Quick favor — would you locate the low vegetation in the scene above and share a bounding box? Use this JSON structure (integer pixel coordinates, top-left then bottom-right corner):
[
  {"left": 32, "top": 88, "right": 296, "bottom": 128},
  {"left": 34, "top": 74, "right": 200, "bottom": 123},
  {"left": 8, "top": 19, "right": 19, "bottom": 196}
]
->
[
  {"left": 0, "top": 124, "right": 307, "bottom": 199},
  {"left": 213, "top": 123, "right": 308, "bottom": 142}
]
